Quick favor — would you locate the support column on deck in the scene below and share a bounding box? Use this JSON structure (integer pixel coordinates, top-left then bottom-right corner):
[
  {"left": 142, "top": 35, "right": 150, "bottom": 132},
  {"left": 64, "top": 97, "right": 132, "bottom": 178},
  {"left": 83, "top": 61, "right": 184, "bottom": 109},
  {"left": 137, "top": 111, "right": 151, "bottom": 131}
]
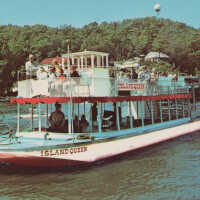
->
[
  {"left": 77, "top": 57, "right": 80, "bottom": 70},
  {"left": 91, "top": 55, "right": 94, "bottom": 68},
  {"left": 67, "top": 56, "right": 70, "bottom": 69},
  {"left": 192, "top": 84, "right": 196, "bottom": 111},
  {"left": 182, "top": 100, "right": 185, "bottom": 118},
  {"left": 129, "top": 101, "right": 133, "bottom": 128},
  {"left": 175, "top": 99, "right": 178, "bottom": 119},
  {"left": 106, "top": 55, "right": 109, "bottom": 67},
  {"left": 188, "top": 98, "right": 191, "bottom": 117},
  {"left": 72, "top": 57, "right": 74, "bottom": 65},
  {"left": 17, "top": 104, "right": 20, "bottom": 135},
  {"left": 81, "top": 56, "right": 84, "bottom": 70},
  {"left": 160, "top": 100, "right": 163, "bottom": 123},
  {"left": 97, "top": 56, "right": 101, "bottom": 67},
  {"left": 142, "top": 101, "right": 144, "bottom": 127},
  {"left": 101, "top": 56, "right": 104, "bottom": 67},
  {"left": 67, "top": 102, "right": 72, "bottom": 134},
  {"left": 168, "top": 100, "right": 171, "bottom": 121},
  {"left": 31, "top": 104, "right": 34, "bottom": 131},
  {"left": 151, "top": 101, "right": 154, "bottom": 124},
  {"left": 38, "top": 103, "right": 41, "bottom": 133},
  {"left": 85, "top": 56, "right": 88, "bottom": 68},
  {"left": 97, "top": 103, "right": 102, "bottom": 134},
  {"left": 116, "top": 102, "right": 120, "bottom": 131},
  {"left": 46, "top": 104, "right": 48, "bottom": 129}
]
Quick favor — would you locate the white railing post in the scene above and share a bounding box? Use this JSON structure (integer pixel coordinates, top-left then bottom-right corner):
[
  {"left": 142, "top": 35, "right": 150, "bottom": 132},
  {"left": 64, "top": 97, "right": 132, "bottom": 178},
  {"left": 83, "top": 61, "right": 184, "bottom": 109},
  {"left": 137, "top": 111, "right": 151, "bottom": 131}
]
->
[
  {"left": 38, "top": 103, "right": 41, "bottom": 133},
  {"left": 97, "top": 102, "right": 102, "bottom": 134},
  {"left": 151, "top": 101, "right": 154, "bottom": 124},
  {"left": 116, "top": 102, "right": 120, "bottom": 131},
  {"left": 17, "top": 103, "right": 20, "bottom": 136},
  {"left": 168, "top": 100, "right": 171, "bottom": 121},
  {"left": 160, "top": 100, "right": 163, "bottom": 123},
  {"left": 129, "top": 101, "right": 133, "bottom": 128},
  {"left": 182, "top": 99, "right": 185, "bottom": 118}
]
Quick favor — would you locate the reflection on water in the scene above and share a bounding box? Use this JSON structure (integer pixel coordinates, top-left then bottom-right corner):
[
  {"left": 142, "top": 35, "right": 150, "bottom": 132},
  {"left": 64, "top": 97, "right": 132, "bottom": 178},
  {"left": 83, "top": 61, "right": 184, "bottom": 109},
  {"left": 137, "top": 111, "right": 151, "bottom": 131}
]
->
[{"left": 0, "top": 103, "right": 200, "bottom": 200}]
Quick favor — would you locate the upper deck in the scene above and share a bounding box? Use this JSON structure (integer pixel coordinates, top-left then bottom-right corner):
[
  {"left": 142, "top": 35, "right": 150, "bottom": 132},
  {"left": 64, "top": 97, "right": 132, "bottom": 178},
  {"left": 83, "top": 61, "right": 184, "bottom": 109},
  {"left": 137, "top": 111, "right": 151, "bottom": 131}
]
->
[
  {"left": 16, "top": 50, "right": 193, "bottom": 99},
  {"left": 17, "top": 68, "right": 191, "bottom": 99}
]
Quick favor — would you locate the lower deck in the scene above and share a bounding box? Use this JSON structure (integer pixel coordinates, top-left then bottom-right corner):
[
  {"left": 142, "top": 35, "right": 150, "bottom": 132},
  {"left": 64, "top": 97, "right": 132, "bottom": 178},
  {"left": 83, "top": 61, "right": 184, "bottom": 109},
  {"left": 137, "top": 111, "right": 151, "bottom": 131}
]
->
[{"left": 0, "top": 117, "right": 191, "bottom": 151}]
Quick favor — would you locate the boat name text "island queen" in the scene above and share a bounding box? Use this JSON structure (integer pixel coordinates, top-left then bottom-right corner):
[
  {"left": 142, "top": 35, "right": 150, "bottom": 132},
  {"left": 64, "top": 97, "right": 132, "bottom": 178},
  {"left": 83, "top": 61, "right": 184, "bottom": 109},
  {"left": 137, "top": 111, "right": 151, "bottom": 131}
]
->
[
  {"left": 118, "top": 83, "right": 144, "bottom": 90},
  {"left": 40, "top": 146, "right": 88, "bottom": 157}
]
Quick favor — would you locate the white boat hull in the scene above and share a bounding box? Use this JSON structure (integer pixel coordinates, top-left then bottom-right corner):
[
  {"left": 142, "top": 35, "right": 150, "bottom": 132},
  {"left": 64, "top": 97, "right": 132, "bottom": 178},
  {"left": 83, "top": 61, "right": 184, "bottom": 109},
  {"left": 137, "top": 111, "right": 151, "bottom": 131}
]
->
[{"left": 1, "top": 120, "right": 200, "bottom": 168}]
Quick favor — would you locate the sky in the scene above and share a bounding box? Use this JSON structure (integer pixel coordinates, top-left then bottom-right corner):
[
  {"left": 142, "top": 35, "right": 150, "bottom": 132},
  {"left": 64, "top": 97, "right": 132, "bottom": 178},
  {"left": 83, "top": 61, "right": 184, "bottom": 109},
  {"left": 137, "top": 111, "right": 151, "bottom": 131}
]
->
[{"left": 0, "top": 0, "right": 200, "bottom": 29}]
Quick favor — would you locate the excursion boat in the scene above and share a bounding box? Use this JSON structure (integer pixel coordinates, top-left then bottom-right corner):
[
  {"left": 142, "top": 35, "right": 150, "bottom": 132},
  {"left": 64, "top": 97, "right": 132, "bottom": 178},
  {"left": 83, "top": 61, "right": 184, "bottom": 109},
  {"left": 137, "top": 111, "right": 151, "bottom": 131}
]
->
[{"left": 0, "top": 50, "right": 200, "bottom": 168}]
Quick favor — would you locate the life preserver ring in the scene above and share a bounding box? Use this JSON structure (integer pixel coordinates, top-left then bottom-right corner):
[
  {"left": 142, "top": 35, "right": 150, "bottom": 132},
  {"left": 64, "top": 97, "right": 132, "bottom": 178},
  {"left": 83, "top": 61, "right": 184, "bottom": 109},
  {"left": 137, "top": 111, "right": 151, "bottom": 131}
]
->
[
  {"left": 144, "top": 73, "right": 151, "bottom": 81},
  {"left": 138, "top": 72, "right": 151, "bottom": 81},
  {"left": 138, "top": 72, "right": 146, "bottom": 80}
]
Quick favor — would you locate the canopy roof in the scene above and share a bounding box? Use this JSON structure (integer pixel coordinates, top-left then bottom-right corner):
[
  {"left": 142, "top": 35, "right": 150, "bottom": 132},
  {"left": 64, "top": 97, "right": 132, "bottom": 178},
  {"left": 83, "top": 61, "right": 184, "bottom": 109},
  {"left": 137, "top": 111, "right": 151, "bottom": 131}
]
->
[
  {"left": 10, "top": 94, "right": 191, "bottom": 104},
  {"left": 145, "top": 52, "right": 169, "bottom": 60},
  {"left": 62, "top": 50, "right": 109, "bottom": 58},
  {"left": 114, "top": 61, "right": 139, "bottom": 68},
  {"left": 40, "top": 57, "right": 68, "bottom": 65}
]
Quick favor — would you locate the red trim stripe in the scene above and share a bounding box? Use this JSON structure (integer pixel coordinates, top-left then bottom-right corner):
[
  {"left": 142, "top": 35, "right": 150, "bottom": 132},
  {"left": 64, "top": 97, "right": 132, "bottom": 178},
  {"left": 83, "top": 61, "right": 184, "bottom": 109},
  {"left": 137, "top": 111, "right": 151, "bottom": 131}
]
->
[{"left": 10, "top": 94, "right": 192, "bottom": 104}]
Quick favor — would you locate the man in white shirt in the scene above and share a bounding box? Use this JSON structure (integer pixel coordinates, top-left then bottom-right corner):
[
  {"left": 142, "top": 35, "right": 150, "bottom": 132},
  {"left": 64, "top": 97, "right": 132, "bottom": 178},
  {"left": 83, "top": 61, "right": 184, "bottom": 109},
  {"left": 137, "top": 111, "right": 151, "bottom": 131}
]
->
[{"left": 25, "top": 54, "right": 39, "bottom": 78}]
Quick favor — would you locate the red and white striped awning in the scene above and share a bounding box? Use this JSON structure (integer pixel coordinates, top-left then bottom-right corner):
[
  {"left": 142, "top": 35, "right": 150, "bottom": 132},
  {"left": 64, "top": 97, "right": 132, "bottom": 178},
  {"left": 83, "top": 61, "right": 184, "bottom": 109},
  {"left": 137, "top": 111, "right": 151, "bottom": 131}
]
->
[{"left": 10, "top": 94, "right": 191, "bottom": 104}]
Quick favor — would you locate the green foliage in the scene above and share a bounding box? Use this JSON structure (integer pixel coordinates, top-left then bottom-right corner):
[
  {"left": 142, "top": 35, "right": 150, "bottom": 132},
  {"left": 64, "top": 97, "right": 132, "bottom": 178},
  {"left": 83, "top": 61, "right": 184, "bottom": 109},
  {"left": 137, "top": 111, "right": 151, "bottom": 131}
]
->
[
  {"left": 144, "top": 60, "right": 172, "bottom": 73},
  {"left": 0, "top": 17, "right": 200, "bottom": 95}
]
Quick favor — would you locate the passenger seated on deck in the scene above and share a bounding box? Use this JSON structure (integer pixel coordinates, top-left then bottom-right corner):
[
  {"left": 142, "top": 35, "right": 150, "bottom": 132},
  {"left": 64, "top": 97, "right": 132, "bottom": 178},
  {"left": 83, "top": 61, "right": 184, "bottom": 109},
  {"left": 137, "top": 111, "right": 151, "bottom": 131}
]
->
[
  {"left": 102, "top": 110, "right": 115, "bottom": 128},
  {"left": 57, "top": 67, "right": 66, "bottom": 79},
  {"left": 48, "top": 103, "right": 68, "bottom": 132},
  {"left": 73, "top": 115, "right": 79, "bottom": 133},
  {"left": 79, "top": 115, "right": 89, "bottom": 133},
  {"left": 70, "top": 65, "right": 80, "bottom": 78}
]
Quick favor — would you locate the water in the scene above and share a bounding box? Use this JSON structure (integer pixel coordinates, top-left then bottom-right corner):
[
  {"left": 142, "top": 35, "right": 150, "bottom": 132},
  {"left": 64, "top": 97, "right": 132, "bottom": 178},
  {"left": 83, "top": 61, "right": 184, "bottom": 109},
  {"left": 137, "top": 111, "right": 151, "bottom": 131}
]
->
[{"left": 0, "top": 102, "right": 200, "bottom": 200}]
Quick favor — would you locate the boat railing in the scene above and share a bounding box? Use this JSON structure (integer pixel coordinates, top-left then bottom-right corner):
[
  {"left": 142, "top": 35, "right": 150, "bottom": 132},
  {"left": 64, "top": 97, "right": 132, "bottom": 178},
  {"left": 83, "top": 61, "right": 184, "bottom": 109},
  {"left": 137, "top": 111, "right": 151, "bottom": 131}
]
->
[
  {"left": 117, "top": 77, "right": 190, "bottom": 96},
  {"left": 17, "top": 72, "right": 191, "bottom": 98},
  {"left": 17, "top": 72, "right": 116, "bottom": 98}
]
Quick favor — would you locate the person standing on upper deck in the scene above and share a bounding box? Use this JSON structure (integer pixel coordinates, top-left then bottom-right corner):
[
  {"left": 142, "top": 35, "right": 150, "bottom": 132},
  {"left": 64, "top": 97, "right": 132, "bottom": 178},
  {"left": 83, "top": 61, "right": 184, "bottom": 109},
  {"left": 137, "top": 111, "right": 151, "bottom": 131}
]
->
[
  {"left": 48, "top": 66, "right": 57, "bottom": 81},
  {"left": 51, "top": 58, "right": 61, "bottom": 75},
  {"left": 151, "top": 68, "right": 159, "bottom": 94},
  {"left": 131, "top": 68, "right": 138, "bottom": 80},
  {"left": 25, "top": 54, "right": 39, "bottom": 78},
  {"left": 151, "top": 68, "right": 159, "bottom": 82},
  {"left": 36, "top": 66, "right": 48, "bottom": 80},
  {"left": 70, "top": 65, "right": 80, "bottom": 77},
  {"left": 168, "top": 68, "right": 177, "bottom": 81}
]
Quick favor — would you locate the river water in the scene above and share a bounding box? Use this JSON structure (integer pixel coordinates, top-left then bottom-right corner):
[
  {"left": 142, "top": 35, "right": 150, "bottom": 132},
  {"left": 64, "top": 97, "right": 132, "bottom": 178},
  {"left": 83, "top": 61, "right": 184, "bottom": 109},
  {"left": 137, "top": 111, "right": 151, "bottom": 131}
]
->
[{"left": 0, "top": 102, "right": 200, "bottom": 200}]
